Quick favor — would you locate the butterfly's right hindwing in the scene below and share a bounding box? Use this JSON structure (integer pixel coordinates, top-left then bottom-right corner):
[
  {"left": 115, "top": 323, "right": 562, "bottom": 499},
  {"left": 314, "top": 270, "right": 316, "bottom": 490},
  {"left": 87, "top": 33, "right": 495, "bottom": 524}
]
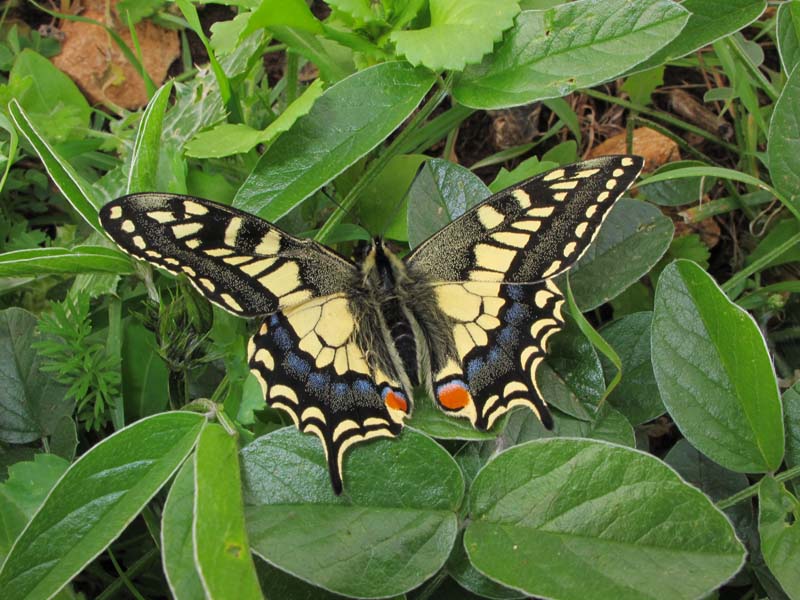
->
[{"left": 99, "top": 194, "right": 356, "bottom": 317}]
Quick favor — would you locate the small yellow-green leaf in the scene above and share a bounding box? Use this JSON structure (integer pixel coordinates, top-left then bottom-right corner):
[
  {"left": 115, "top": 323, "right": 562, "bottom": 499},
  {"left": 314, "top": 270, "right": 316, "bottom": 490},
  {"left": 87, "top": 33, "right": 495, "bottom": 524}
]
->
[{"left": 390, "top": 0, "right": 520, "bottom": 71}]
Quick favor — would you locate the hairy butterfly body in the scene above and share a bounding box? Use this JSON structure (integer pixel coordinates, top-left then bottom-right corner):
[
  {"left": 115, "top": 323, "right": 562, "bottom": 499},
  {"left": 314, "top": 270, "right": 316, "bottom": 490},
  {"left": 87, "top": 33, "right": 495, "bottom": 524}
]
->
[{"left": 100, "top": 155, "right": 644, "bottom": 493}]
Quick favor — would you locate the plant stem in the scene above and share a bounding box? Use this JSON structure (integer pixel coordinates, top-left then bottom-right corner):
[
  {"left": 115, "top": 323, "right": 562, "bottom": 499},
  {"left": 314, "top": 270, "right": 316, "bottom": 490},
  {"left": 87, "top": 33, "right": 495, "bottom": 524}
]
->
[
  {"left": 314, "top": 73, "right": 454, "bottom": 243},
  {"left": 584, "top": 89, "right": 740, "bottom": 154},
  {"left": 97, "top": 548, "right": 159, "bottom": 600},
  {"left": 722, "top": 231, "right": 800, "bottom": 295},
  {"left": 717, "top": 465, "right": 800, "bottom": 510}
]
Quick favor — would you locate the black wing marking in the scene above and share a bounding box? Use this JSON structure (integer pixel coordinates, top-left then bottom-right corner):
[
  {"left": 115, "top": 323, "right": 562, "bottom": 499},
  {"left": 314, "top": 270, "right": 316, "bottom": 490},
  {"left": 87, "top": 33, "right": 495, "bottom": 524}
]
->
[
  {"left": 405, "top": 156, "right": 645, "bottom": 283},
  {"left": 99, "top": 194, "right": 356, "bottom": 317},
  {"left": 248, "top": 296, "right": 410, "bottom": 494}
]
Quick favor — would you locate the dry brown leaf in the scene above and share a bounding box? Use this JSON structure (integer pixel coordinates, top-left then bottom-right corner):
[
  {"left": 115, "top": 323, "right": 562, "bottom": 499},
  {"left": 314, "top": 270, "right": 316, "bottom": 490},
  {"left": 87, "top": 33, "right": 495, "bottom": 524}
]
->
[
  {"left": 588, "top": 127, "right": 680, "bottom": 172},
  {"left": 51, "top": 0, "right": 178, "bottom": 109}
]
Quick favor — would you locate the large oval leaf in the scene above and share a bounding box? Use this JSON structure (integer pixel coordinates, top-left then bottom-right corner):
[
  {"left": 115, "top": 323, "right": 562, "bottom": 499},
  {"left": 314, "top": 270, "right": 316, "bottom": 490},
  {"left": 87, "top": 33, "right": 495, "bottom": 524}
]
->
[
  {"left": 652, "top": 260, "right": 784, "bottom": 473},
  {"left": 453, "top": 0, "right": 689, "bottom": 109},
  {"left": 233, "top": 62, "right": 436, "bottom": 220},
  {"left": 464, "top": 438, "right": 745, "bottom": 600},
  {"left": 0, "top": 412, "right": 205, "bottom": 600},
  {"left": 242, "top": 428, "right": 463, "bottom": 598},
  {"left": 566, "top": 198, "right": 674, "bottom": 311}
]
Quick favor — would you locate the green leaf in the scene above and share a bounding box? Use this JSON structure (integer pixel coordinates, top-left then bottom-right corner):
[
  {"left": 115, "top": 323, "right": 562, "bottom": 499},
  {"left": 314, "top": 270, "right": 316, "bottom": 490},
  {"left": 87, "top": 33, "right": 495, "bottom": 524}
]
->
[
  {"left": 639, "top": 160, "right": 714, "bottom": 207},
  {"left": 409, "top": 391, "right": 500, "bottom": 441},
  {"left": 49, "top": 416, "right": 78, "bottom": 462},
  {"left": 0, "top": 453, "right": 70, "bottom": 518},
  {"left": 8, "top": 100, "right": 102, "bottom": 232},
  {"left": 195, "top": 424, "right": 262, "bottom": 599},
  {"left": 8, "top": 49, "right": 91, "bottom": 142},
  {"left": 269, "top": 27, "right": 355, "bottom": 83},
  {"left": 567, "top": 199, "right": 674, "bottom": 311},
  {"left": 758, "top": 477, "right": 800, "bottom": 597},
  {"left": 663, "top": 439, "right": 754, "bottom": 547},
  {"left": 162, "top": 458, "right": 205, "bottom": 600},
  {"left": 0, "top": 247, "right": 133, "bottom": 277},
  {"left": 768, "top": 63, "right": 800, "bottom": 219},
  {"left": 600, "top": 312, "right": 665, "bottom": 425},
  {"left": 633, "top": 0, "right": 767, "bottom": 71},
  {"left": 784, "top": 383, "right": 800, "bottom": 469},
  {"left": 553, "top": 405, "right": 635, "bottom": 447},
  {"left": 652, "top": 260, "right": 784, "bottom": 472},
  {"left": 0, "top": 412, "right": 205, "bottom": 600},
  {"left": 453, "top": 0, "right": 689, "bottom": 109},
  {"left": 256, "top": 558, "right": 380, "bottom": 599},
  {"left": 621, "top": 66, "right": 664, "bottom": 106},
  {"left": 233, "top": 62, "right": 435, "bottom": 220},
  {"left": 0, "top": 308, "right": 71, "bottom": 444},
  {"left": 665, "top": 439, "right": 749, "bottom": 502},
  {"left": 185, "top": 79, "right": 324, "bottom": 158},
  {"left": 243, "top": 427, "right": 462, "bottom": 598},
  {"left": 0, "top": 454, "right": 69, "bottom": 561},
  {"left": 243, "top": 0, "right": 323, "bottom": 37},
  {"left": 406, "top": 158, "right": 491, "bottom": 248},
  {"left": 488, "top": 156, "right": 557, "bottom": 193},
  {"left": 777, "top": 1, "right": 800, "bottom": 73},
  {"left": 121, "top": 320, "right": 169, "bottom": 420},
  {"left": 448, "top": 530, "right": 525, "bottom": 600},
  {"left": 390, "top": 0, "right": 519, "bottom": 71},
  {"left": 127, "top": 81, "right": 173, "bottom": 194},
  {"left": 464, "top": 438, "right": 745, "bottom": 600},
  {"left": 356, "top": 153, "right": 428, "bottom": 241}
]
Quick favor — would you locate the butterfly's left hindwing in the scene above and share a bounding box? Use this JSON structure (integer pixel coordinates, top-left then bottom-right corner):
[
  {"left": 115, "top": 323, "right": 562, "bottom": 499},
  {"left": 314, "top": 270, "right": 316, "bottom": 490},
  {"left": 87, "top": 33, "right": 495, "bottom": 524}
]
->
[
  {"left": 99, "top": 194, "right": 356, "bottom": 317},
  {"left": 248, "top": 295, "right": 410, "bottom": 494}
]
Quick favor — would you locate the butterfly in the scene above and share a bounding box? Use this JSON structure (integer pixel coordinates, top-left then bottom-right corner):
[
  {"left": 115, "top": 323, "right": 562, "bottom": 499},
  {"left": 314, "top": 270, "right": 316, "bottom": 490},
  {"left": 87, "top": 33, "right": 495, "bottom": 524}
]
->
[{"left": 99, "top": 155, "right": 644, "bottom": 493}]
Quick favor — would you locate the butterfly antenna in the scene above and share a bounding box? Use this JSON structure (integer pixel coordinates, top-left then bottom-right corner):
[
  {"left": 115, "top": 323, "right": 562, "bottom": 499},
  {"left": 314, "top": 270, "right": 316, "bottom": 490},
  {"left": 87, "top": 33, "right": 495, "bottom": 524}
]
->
[{"left": 319, "top": 186, "right": 360, "bottom": 226}]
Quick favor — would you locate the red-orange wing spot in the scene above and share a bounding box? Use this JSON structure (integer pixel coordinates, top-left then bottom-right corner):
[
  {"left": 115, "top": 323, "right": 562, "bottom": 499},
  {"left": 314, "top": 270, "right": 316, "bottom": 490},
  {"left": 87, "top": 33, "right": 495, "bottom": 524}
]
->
[
  {"left": 438, "top": 382, "right": 471, "bottom": 410},
  {"left": 385, "top": 390, "right": 408, "bottom": 412}
]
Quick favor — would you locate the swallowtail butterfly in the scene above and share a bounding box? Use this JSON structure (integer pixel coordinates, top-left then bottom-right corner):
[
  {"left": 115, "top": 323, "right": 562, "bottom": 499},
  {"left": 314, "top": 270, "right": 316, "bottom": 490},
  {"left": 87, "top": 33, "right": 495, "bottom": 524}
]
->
[{"left": 100, "top": 155, "right": 644, "bottom": 493}]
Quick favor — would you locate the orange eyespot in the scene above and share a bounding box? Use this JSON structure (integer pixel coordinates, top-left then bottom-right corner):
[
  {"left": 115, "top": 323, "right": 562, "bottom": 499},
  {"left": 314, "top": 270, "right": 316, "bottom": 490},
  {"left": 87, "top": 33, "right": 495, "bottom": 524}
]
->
[
  {"left": 438, "top": 382, "right": 471, "bottom": 410},
  {"left": 385, "top": 391, "right": 408, "bottom": 412}
]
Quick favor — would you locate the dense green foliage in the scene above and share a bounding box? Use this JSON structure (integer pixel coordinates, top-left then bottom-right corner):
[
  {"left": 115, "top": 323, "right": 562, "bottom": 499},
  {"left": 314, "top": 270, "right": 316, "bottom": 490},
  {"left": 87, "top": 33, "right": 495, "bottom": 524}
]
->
[{"left": 0, "top": 1, "right": 798, "bottom": 599}]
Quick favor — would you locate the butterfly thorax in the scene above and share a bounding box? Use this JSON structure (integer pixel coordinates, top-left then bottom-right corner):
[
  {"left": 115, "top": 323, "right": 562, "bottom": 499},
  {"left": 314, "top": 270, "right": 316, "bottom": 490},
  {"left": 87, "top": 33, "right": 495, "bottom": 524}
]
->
[{"left": 349, "top": 239, "right": 450, "bottom": 404}]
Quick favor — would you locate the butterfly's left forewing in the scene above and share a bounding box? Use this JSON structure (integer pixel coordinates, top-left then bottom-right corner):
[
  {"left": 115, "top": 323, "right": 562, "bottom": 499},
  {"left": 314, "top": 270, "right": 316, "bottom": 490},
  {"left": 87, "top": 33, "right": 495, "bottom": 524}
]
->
[
  {"left": 99, "top": 193, "right": 356, "bottom": 317},
  {"left": 100, "top": 194, "right": 411, "bottom": 493},
  {"left": 407, "top": 156, "right": 644, "bottom": 429}
]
